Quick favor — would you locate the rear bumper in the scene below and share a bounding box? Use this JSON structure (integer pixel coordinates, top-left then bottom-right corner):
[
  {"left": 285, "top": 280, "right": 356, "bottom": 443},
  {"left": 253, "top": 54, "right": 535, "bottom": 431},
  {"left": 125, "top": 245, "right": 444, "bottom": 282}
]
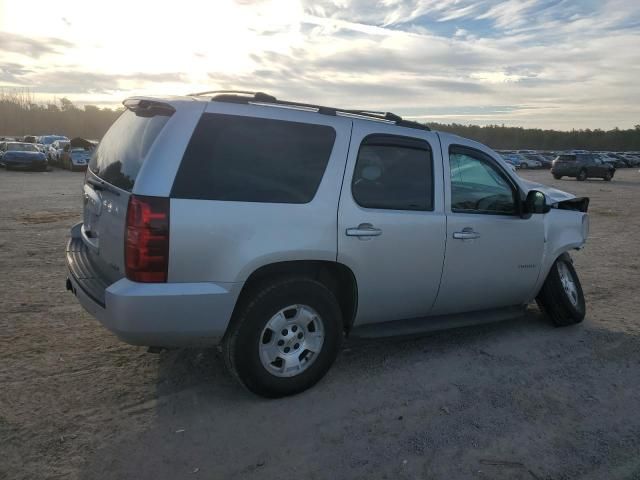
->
[{"left": 66, "top": 223, "right": 241, "bottom": 346}]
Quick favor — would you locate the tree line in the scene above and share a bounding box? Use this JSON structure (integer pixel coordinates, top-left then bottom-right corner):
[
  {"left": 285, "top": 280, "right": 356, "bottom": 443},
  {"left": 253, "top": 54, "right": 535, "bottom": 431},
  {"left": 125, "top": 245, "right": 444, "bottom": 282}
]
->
[
  {"left": 429, "top": 122, "right": 640, "bottom": 152},
  {"left": 1, "top": 89, "right": 639, "bottom": 150},
  {"left": 0, "top": 89, "right": 121, "bottom": 141}
]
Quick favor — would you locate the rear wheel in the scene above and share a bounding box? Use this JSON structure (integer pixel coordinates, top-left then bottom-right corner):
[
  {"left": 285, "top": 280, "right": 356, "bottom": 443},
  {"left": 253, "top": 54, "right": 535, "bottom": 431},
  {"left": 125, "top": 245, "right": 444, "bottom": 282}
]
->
[
  {"left": 603, "top": 171, "right": 613, "bottom": 181},
  {"left": 520, "top": 163, "right": 528, "bottom": 169},
  {"left": 536, "top": 254, "right": 585, "bottom": 326},
  {"left": 223, "top": 276, "right": 342, "bottom": 398},
  {"left": 553, "top": 174, "right": 562, "bottom": 180},
  {"left": 577, "top": 169, "right": 587, "bottom": 181}
]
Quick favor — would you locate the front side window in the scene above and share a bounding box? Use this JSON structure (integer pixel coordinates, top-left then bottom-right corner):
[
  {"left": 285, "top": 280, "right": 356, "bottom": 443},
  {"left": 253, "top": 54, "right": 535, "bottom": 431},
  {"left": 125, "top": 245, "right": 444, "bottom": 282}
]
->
[
  {"left": 172, "top": 114, "right": 336, "bottom": 203},
  {"left": 449, "top": 147, "right": 517, "bottom": 215},
  {"left": 351, "top": 135, "right": 433, "bottom": 211}
]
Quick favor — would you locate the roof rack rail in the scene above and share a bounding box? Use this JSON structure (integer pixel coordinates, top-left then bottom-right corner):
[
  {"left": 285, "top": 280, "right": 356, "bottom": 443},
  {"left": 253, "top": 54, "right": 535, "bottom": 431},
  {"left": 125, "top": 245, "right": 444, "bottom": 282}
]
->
[{"left": 189, "top": 90, "right": 430, "bottom": 131}]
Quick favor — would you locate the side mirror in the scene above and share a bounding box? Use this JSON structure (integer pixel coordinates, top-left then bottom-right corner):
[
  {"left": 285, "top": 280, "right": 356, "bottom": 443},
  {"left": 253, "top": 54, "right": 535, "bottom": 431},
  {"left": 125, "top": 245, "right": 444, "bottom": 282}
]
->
[{"left": 523, "top": 190, "right": 551, "bottom": 217}]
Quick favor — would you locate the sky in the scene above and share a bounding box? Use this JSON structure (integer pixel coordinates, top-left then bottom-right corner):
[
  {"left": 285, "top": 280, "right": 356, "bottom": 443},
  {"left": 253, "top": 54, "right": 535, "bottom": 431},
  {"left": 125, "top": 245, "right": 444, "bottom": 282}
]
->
[{"left": 1, "top": 0, "right": 639, "bottom": 130}]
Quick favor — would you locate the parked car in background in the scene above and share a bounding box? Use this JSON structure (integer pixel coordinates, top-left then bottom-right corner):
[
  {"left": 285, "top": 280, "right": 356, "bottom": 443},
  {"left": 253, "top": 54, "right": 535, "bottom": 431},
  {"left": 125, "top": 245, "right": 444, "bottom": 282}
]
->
[
  {"left": 618, "top": 153, "right": 640, "bottom": 167},
  {"left": 0, "top": 141, "right": 48, "bottom": 171},
  {"left": 22, "top": 135, "right": 38, "bottom": 144},
  {"left": 60, "top": 147, "right": 91, "bottom": 171},
  {"left": 48, "top": 140, "right": 70, "bottom": 164},
  {"left": 522, "top": 153, "right": 551, "bottom": 168},
  {"left": 501, "top": 152, "right": 542, "bottom": 169},
  {"left": 66, "top": 91, "right": 590, "bottom": 397},
  {"left": 540, "top": 152, "right": 559, "bottom": 162},
  {"left": 37, "top": 135, "right": 69, "bottom": 155},
  {"left": 551, "top": 153, "right": 615, "bottom": 181},
  {"left": 58, "top": 137, "right": 94, "bottom": 170},
  {"left": 597, "top": 153, "right": 627, "bottom": 169}
]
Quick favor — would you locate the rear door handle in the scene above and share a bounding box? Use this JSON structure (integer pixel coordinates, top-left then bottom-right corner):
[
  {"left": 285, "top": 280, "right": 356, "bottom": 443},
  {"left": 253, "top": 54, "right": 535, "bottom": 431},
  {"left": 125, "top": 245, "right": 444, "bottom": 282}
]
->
[
  {"left": 453, "top": 228, "right": 480, "bottom": 240},
  {"left": 346, "top": 223, "right": 382, "bottom": 238}
]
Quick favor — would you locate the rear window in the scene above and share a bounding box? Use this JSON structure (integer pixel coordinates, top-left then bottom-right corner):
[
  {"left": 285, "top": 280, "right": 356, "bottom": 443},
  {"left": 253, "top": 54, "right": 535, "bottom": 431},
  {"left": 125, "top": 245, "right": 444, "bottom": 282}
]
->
[
  {"left": 89, "top": 109, "right": 170, "bottom": 191},
  {"left": 171, "top": 114, "right": 336, "bottom": 203}
]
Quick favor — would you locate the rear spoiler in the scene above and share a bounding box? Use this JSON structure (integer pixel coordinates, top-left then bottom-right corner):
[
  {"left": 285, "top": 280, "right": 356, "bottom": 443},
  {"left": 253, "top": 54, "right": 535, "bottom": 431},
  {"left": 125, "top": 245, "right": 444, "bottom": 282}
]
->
[
  {"left": 123, "top": 99, "right": 175, "bottom": 117},
  {"left": 555, "top": 197, "right": 589, "bottom": 212}
]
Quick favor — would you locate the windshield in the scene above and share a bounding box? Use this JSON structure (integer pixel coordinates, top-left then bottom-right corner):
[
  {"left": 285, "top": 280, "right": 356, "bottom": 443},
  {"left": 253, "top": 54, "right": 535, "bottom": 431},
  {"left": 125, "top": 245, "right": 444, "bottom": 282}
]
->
[{"left": 6, "top": 143, "right": 39, "bottom": 152}]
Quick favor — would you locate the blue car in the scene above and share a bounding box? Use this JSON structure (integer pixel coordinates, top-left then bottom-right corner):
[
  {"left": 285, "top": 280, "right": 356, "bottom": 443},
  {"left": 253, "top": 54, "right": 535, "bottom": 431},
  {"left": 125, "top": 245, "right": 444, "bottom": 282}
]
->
[{"left": 0, "top": 142, "right": 48, "bottom": 171}]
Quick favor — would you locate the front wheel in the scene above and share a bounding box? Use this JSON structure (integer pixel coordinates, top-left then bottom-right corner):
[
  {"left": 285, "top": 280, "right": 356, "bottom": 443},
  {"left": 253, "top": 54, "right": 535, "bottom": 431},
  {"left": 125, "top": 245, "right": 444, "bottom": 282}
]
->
[
  {"left": 577, "top": 169, "right": 587, "bottom": 181},
  {"left": 536, "top": 254, "right": 585, "bottom": 326},
  {"left": 520, "top": 163, "right": 528, "bottom": 169},
  {"left": 223, "top": 276, "right": 342, "bottom": 397},
  {"left": 603, "top": 171, "right": 613, "bottom": 181},
  {"left": 553, "top": 174, "right": 562, "bottom": 180}
]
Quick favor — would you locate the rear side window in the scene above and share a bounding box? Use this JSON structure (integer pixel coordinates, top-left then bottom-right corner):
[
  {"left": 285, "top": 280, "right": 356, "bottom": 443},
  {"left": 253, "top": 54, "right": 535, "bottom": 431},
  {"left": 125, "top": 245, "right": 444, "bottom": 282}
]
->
[
  {"left": 172, "top": 114, "right": 336, "bottom": 203},
  {"left": 89, "top": 109, "right": 170, "bottom": 191},
  {"left": 557, "top": 155, "right": 577, "bottom": 162},
  {"left": 351, "top": 135, "right": 433, "bottom": 211}
]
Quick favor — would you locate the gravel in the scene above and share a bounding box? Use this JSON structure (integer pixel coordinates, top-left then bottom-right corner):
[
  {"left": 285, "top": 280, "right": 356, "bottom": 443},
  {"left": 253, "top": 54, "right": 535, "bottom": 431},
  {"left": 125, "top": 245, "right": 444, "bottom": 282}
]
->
[{"left": 1, "top": 167, "right": 639, "bottom": 480}]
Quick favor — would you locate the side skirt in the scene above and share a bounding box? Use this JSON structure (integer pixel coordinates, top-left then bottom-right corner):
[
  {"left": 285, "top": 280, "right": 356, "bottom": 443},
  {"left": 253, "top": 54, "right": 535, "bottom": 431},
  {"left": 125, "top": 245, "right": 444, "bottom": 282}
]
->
[{"left": 349, "top": 305, "right": 527, "bottom": 339}]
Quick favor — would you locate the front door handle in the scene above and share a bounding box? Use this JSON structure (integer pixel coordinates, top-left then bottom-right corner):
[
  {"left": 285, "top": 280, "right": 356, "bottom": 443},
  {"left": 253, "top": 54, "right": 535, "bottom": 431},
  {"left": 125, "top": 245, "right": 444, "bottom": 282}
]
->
[
  {"left": 346, "top": 223, "right": 382, "bottom": 237},
  {"left": 453, "top": 227, "right": 480, "bottom": 240}
]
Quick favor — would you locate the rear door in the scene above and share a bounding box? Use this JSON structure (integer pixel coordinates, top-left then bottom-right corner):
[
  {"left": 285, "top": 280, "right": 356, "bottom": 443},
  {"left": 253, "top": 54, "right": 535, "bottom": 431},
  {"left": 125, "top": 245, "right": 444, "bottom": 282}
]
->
[
  {"left": 589, "top": 156, "right": 608, "bottom": 176},
  {"left": 337, "top": 123, "right": 446, "bottom": 326},
  {"left": 82, "top": 104, "right": 173, "bottom": 281},
  {"left": 431, "top": 139, "right": 544, "bottom": 315}
]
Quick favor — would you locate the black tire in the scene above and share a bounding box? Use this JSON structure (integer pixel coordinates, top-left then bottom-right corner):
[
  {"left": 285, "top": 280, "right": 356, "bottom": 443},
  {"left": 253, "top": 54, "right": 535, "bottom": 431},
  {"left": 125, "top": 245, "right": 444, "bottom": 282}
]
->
[
  {"left": 553, "top": 174, "right": 562, "bottom": 180},
  {"left": 603, "top": 171, "right": 613, "bottom": 181},
  {"left": 576, "top": 169, "right": 587, "bottom": 181},
  {"left": 223, "top": 276, "right": 342, "bottom": 398},
  {"left": 536, "top": 254, "right": 585, "bottom": 326},
  {"left": 520, "top": 163, "right": 528, "bottom": 169}
]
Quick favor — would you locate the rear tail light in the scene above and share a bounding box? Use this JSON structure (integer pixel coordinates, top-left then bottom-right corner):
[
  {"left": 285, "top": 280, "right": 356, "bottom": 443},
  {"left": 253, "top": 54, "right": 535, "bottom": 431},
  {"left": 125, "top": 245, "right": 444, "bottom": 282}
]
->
[{"left": 125, "top": 195, "right": 169, "bottom": 282}]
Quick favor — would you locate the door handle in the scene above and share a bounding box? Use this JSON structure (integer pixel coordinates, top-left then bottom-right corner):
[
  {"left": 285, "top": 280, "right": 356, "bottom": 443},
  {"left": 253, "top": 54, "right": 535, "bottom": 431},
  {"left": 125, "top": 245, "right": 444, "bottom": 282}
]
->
[
  {"left": 453, "top": 228, "right": 480, "bottom": 240},
  {"left": 346, "top": 223, "right": 382, "bottom": 237}
]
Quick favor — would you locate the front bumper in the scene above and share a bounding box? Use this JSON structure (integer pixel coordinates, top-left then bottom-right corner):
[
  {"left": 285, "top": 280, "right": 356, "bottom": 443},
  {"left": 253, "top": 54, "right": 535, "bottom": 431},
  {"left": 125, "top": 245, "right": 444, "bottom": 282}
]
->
[
  {"left": 5, "top": 159, "right": 47, "bottom": 170},
  {"left": 66, "top": 223, "right": 241, "bottom": 347}
]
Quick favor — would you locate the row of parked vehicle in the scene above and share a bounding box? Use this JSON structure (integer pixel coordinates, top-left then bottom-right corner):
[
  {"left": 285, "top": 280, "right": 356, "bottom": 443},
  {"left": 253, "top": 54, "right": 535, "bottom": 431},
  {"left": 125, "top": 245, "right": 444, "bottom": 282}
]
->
[
  {"left": 0, "top": 135, "right": 96, "bottom": 171},
  {"left": 497, "top": 149, "right": 640, "bottom": 170}
]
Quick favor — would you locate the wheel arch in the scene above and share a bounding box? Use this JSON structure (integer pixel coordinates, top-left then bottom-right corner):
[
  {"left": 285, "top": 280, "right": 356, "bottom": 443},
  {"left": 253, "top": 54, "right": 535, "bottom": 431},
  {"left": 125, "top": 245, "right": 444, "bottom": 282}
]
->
[{"left": 229, "top": 260, "right": 358, "bottom": 335}]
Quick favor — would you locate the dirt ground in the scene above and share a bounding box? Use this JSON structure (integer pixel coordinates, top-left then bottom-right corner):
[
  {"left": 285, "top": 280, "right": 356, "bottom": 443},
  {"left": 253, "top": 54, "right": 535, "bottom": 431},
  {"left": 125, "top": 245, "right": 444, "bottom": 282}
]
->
[{"left": 1, "top": 167, "right": 639, "bottom": 480}]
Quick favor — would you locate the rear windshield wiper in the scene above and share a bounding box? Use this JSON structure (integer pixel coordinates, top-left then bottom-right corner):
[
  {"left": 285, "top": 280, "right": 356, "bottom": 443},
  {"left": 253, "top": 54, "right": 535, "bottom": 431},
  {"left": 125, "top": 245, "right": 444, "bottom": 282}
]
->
[{"left": 87, "top": 176, "right": 120, "bottom": 196}]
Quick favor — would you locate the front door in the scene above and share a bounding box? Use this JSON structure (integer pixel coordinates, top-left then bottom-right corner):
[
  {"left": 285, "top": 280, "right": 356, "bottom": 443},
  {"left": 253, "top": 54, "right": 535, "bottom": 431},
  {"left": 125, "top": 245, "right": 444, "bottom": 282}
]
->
[
  {"left": 431, "top": 141, "right": 545, "bottom": 315},
  {"left": 337, "top": 123, "right": 446, "bottom": 326}
]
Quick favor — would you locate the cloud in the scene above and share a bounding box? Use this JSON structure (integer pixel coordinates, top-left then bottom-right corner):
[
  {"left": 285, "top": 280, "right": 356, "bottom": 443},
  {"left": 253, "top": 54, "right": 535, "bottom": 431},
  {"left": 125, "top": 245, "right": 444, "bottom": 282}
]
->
[
  {"left": 5, "top": 70, "right": 187, "bottom": 94},
  {"left": 0, "top": 62, "right": 33, "bottom": 82},
  {"left": 1, "top": 0, "right": 639, "bottom": 129},
  {"left": 0, "top": 32, "right": 72, "bottom": 58}
]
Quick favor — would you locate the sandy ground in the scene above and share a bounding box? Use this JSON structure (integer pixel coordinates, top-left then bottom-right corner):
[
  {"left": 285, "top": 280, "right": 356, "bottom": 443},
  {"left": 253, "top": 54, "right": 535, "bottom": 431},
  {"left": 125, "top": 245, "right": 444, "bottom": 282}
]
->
[{"left": 1, "top": 167, "right": 639, "bottom": 480}]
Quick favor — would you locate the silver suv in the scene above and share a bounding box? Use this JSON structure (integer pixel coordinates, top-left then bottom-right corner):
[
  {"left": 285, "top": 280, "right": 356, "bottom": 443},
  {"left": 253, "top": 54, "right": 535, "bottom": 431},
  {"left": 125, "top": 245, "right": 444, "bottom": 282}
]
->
[{"left": 66, "top": 91, "right": 590, "bottom": 397}]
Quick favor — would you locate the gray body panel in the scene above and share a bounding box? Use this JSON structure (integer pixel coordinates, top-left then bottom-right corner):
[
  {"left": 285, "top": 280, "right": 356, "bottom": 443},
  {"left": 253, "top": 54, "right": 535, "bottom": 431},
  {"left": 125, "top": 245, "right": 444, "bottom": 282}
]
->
[
  {"left": 337, "top": 121, "right": 446, "bottom": 325},
  {"left": 431, "top": 133, "right": 545, "bottom": 314}
]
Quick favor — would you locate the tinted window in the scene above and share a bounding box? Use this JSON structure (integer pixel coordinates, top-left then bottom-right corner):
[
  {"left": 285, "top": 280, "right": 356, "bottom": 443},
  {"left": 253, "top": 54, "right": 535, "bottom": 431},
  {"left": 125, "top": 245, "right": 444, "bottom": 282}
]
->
[
  {"left": 557, "top": 155, "right": 577, "bottom": 162},
  {"left": 450, "top": 147, "right": 516, "bottom": 215},
  {"left": 89, "top": 109, "right": 170, "bottom": 191},
  {"left": 172, "top": 114, "right": 336, "bottom": 203},
  {"left": 351, "top": 135, "right": 433, "bottom": 211}
]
